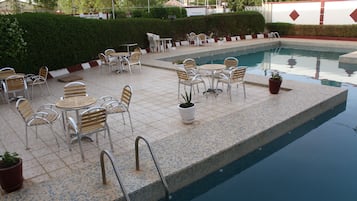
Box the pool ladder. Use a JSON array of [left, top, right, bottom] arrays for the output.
[[100, 136, 170, 201], [100, 150, 131, 201], [135, 136, 171, 200]]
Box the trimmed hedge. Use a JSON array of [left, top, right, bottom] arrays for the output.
[[1, 12, 264, 73], [266, 23, 357, 38]]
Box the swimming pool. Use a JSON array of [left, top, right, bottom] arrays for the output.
[[163, 47, 357, 201]]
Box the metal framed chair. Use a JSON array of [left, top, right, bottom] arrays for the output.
[[16, 98, 59, 150], [176, 69, 206, 100], [122, 52, 141, 73], [0, 67, 15, 73], [60, 81, 89, 131], [183, 58, 199, 77], [104, 48, 116, 56], [98, 53, 119, 72], [187, 32, 197, 46], [197, 33, 207, 46], [67, 107, 113, 162], [63, 81, 87, 99], [26, 66, 50, 98], [2, 74, 29, 103], [99, 85, 134, 133], [216, 67, 247, 101], [224, 57, 239, 70]]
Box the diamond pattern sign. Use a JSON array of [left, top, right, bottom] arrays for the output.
[[350, 9, 357, 22], [289, 10, 300, 21]]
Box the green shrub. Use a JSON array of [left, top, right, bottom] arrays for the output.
[[0, 12, 264, 73], [0, 16, 27, 67]]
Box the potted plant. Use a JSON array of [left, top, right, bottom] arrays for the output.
[[269, 71, 282, 94], [0, 151, 23, 193], [178, 90, 196, 124]]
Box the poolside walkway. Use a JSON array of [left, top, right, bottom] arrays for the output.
[[0, 38, 352, 200]]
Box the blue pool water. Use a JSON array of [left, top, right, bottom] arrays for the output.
[[165, 47, 357, 201]]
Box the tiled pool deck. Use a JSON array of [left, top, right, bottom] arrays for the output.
[[0, 38, 354, 200]]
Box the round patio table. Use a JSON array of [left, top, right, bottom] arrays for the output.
[[199, 64, 226, 95]]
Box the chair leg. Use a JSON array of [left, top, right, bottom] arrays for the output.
[[106, 124, 114, 152], [121, 113, 126, 125], [35, 126, 38, 138], [5, 92, 9, 104], [177, 82, 181, 101], [49, 124, 60, 149], [25, 89, 30, 100], [66, 124, 72, 151], [228, 84, 232, 101], [45, 82, 50, 96], [127, 111, 134, 133], [31, 85, 34, 99], [243, 83, 246, 98], [25, 126, 29, 150], [77, 133, 85, 162], [128, 64, 132, 74]]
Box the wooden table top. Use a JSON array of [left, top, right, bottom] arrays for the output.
[[199, 64, 226, 71], [56, 96, 96, 110]]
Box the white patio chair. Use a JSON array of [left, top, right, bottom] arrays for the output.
[[176, 69, 206, 100], [16, 98, 60, 150], [98, 53, 119, 72], [147, 33, 160, 53], [122, 52, 142, 73], [25, 66, 50, 98], [216, 67, 247, 101], [99, 85, 134, 133], [2, 74, 29, 103], [67, 107, 113, 161]]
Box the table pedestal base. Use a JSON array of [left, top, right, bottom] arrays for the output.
[[70, 134, 94, 144], [203, 88, 223, 95]]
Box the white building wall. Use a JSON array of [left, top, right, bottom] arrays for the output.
[[266, 0, 357, 25], [272, 2, 321, 25], [324, 1, 357, 25], [186, 7, 206, 17]]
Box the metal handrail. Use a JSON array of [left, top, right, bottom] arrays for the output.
[[100, 150, 131, 201], [135, 136, 170, 200]]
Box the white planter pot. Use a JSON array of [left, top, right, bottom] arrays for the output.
[[178, 104, 196, 124]]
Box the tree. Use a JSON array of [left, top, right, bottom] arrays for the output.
[[34, 0, 58, 10]]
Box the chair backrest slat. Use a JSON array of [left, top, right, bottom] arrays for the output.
[[104, 49, 115, 56], [80, 108, 106, 132], [64, 82, 87, 98], [121, 85, 132, 107], [6, 75, 26, 91], [176, 70, 189, 81], [224, 57, 239, 69], [17, 99, 34, 122], [0, 67, 15, 73], [183, 58, 196, 69], [231, 67, 246, 80], [130, 52, 141, 62], [39, 66, 48, 79], [0, 70, 15, 78]]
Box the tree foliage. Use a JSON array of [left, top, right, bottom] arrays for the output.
[[0, 17, 27, 61], [34, 0, 58, 10]]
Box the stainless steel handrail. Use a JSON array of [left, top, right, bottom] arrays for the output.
[[135, 136, 170, 199], [100, 150, 131, 201]]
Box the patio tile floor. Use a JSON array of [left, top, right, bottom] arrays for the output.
[[0, 58, 270, 195]]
